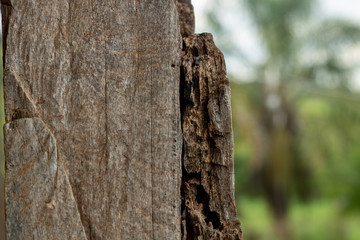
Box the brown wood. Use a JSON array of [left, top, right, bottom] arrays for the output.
[[2, 0, 241, 239], [2, 1, 181, 239], [177, 2, 242, 239], [180, 32, 242, 240]]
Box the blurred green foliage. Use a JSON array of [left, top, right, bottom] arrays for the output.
[[238, 197, 360, 240], [231, 81, 360, 239]]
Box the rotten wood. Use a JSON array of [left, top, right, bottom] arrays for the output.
[[178, 1, 242, 239], [2, 0, 241, 239]]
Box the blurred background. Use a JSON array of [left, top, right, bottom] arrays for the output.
[[193, 0, 360, 239], [1, 1, 360, 239]]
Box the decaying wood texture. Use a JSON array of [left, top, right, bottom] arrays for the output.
[[176, 0, 195, 37], [2, 1, 181, 239], [180, 34, 241, 240], [178, 2, 242, 239], [2, 0, 241, 239]]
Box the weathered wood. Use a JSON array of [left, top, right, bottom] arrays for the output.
[[3, 0, 241, 239], [177, 0, 195, 37], [2, 1, 181, 239], [178, 2, 242, 239], [4, 118, 87, 239], [180, 34, 241, 240]]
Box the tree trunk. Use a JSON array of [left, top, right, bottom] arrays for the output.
[[2, 1, 241, 239]]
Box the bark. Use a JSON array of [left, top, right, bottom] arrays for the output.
[[180, 35, 241, 240], [2, 0, 241, 239], [177, 3, 242, 239]]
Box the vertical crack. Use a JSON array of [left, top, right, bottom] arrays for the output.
[[1, 0, 13, 66]]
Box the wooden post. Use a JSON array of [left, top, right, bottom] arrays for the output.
[[2, 0, 241, 239]]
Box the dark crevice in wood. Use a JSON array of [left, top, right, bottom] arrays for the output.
[[180, 65, 187, 118], [196, 184, 222, 230], [1, 0, 12, 6], [1, 3, 13, 68]]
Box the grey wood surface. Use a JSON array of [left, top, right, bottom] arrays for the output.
[[2, 1, 181, 239]]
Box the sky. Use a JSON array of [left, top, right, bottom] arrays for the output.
[[193, 0, 360, 50], [192, 0, 360, 89], [320, 0, 360, 23]]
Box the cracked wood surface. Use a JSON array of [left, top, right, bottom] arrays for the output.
[[4, 118, 87, 240], [3, 0, 241, 239], [2, 0, 181, 239], [180, 34, 241, 240]]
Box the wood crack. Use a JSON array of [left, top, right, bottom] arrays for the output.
[[1, 0, 12, 7], [61, 164, 89, 240], [8, 69, 89, 239]]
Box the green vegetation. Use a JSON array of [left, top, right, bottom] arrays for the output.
[[239, 197, 360, 240], [231, 82, 360, 239]]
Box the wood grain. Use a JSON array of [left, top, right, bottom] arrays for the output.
[[2, 1, 181, 239]]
